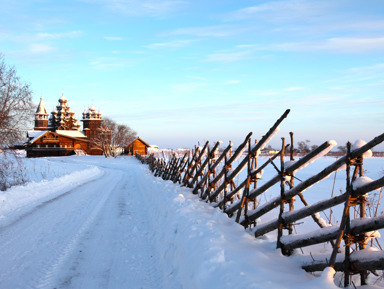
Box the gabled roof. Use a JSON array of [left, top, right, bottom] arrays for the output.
[[27, 130, 89, 144], [129, 137, 150, 147], [27, 130, 47, 143]]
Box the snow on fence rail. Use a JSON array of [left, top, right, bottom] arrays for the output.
[[135, 109, 384, 288]]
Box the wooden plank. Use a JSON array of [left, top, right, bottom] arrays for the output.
[[241, 132, 384, 226], [201, 143, 232, 199], [228, 140, 334, 218], [219, 144, 287, 211], [209, 109, 290, 201], [207, 133, 252, 199], [279, 215, 384, 251], [301, 250, 384, 272], [190, 141, 221, 189], [253, 176, 384, 237], [183, 141, 209, 186]]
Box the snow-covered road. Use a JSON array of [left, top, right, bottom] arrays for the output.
[[2, 155, 374, 289], [0, 158, 165, 289]]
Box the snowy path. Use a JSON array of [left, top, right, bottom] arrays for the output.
[[0, 159, 163, 289], [0, 156, 361, 289]]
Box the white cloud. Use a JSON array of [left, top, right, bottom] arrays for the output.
[[205, 51, 251, 62], [275, 37, 384, 53], [89, 57, 135, 70], [166, 25, 244, 38], [227, 80, 241, 85], [36, 31, 83, 40], [88, 0, 187, 17], [146, 39, 195, 49], [229, 0, 332, 22], [29, 43, 55, 54]]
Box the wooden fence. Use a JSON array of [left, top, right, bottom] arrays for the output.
[[135, 109, 384, 287]]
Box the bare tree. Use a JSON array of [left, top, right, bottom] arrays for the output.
[[93, 122, 112, 157], [0, 55, 34, 149], [311, 144, 319, 151], [297, 140, 311, 154], [0, 55, 33, 190], [337, 145, 347, 154], [94, 117, 136, 158]]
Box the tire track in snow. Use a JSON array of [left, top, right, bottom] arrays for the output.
[[34, 171, 117, 289], [51, 163, 165, 289], [0, 158, 167, 289], [0, 168, 119, 289]]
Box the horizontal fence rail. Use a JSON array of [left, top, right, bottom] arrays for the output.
[[135, 110, 384, 288]]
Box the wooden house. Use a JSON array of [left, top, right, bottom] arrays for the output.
[[26, 94, 104, 157], [125, 137, 150, 155]]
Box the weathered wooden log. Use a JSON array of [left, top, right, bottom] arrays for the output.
[[172, 155, 189, 183], [218, 145, 287, 210], [279, 215, 384, 251], [228, 140, 334, 217], [301, 250, 384, 272], [254, 194, 347, 237], [241, 132, 384, 226], [190, 141, 221, 189], [154, 159, 165, 177], [170, 153, 188, 181], [201, 143, 232, 199], [207, 133, 252, 197], [169, 155, 185, 180], [181, 147, 199, 183], [209, 109, 290, 201], [162, 155, 177, 180], [353, 176, 384, 196], [253, 176, 384, 237], [183, 141, 209, 186]]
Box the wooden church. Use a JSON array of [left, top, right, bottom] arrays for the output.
[[26, 94, 104, 157]]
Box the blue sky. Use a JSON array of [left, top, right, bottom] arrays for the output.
[[1, 0, 383, 149]]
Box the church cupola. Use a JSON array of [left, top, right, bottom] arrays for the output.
[[48, 93, 81, 131], [81, 105, 103, 139], [34, 97, 49, 131]]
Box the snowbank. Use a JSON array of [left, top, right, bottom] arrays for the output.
[[139, 166, 340, 289], [0, 166, 103, 226]]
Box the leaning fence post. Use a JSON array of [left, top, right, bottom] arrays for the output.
[[288, 132, 295, 235], [235, 138, 252, 223], [277, 138, 288, 254], [223, 149, 229, 211], [329, 142, 352, 287]]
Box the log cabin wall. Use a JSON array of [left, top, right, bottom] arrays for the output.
[[126, 138, 149, 155], [26, 132, 92, 157]]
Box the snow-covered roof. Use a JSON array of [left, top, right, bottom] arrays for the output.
[[27, 130, 48, 143], [56, 130, 86, 138], [130, 137, 150, 147]]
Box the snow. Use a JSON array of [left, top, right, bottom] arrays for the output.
[[254, 126, 280, 157], [27, 130, 48, 143], [353, 176, 379, 191], [56, 130, 86, 138], [352, 139, 373, 158], [0, 154, 383, 288], [292, 140, 337, 173]]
